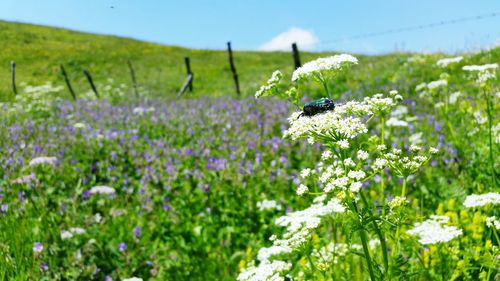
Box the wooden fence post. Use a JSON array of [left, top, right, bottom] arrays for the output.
[[227, 41, 241, 95], [11, 61, 17, 95], [292, 43, 301, 69], [127, 60, 139, 97], [83, 69, 99, 98], [60, 65, 77, 101], [184, 56, 193, 92]]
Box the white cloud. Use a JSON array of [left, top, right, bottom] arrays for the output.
[[259, 27, 319, 51]]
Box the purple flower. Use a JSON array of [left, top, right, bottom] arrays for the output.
[[118, 242, 127, 252], [40, 262, 49, 272], [133, 226, 142, 238], [0, 204, 8, 213], [104, 275, 113, 281], [33, 242, 43, 253]]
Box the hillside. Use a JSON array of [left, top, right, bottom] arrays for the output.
[[0, 20, 498, 101]]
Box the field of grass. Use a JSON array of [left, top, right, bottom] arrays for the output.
[[0, 21, 499, 281]]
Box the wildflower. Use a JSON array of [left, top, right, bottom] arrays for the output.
[[462, 63, 498, 72], [427, 79, 447, 90], [118, 242, 127, 252], [386, 117, 408, 127], [436, 56, 463, 67], [133, 226, 142, 238], [463, 192, 500, 208], [29, 156, 57, 167], [60, 231, 73, 240], [88, 185, 115, 195], [407, 216, 462, 245], [1, 204, 8, 213], [291, 54, 358, 82], [486, 216, 500, 230], [449, 91, 461, 104], [388, 196, 408, 209], [321, 150, 333, 160], [11, 174, 36, 184], [73, 122, 87, 129], [255, 70, 283, 98], [296, 184, 309, 196], [33, 242, 44, 253], [429, 147, 439, 154], [300, 168, 313, 179], [336, 139, 350, 149], [257, 200, 282, 211], [122, 278, 143, 281], [349, 182, 362, 193], [237, 260, 292, 281], [357, 150, 369, 160]]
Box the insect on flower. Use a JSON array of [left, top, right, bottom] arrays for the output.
[[299, 98, 335, 118]]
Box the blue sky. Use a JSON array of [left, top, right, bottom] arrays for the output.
[[0, 0, 499, 54]]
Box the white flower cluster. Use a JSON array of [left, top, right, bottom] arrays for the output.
[[284, 95, 393, 143], [426, 79, 448, 90], [463, 192, 500, 208], [486, 216, 500, 230], [257, 200, 282, 211], [255, 70, 283, 98], [407, 215, 463, 245], [463, 63, 498, 85], [378, 147, 431, 177], [436, 56, 463, 68], [291, 54, 358, 82], [61, 227, 86, 240], [388, 196, 408, 209], [462, 63, 498, 72], [29, 156, 58, 167], [238, 196, 345, 280], [237, 260, 292, 281], [89, 185, 116, 195]]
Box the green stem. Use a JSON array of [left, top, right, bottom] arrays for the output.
[[401, 177, 407, 197], [380, 117, 386, 216], [359, 223, 377, 281], [484, 90, 497, 188], [351, 200, 376, 281]]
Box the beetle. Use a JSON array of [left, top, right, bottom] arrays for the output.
[[299, 98, 335, 117]]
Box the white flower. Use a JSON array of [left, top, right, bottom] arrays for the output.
[[343, 158, 355, 167], [11, 174, 36, 184], [357, 150, 369, 160], [372, 158, 388, 171], [409, 132, 423, 145], [122, 278, 143, 281], [463, 63, 498, 72], [409, 145, 421, 152], [388, 196, 408, 209], [321, 150, 333, 160], [386, 117, 408, 127], [300, 168, 313, 179], [60, 231, 73, 240], [429, 147, 439, 154], [73, 122, 86, 129], [237, 260, 292, 281], [436, 56, 463, 67], [349, 182, 362, 193], [29, 156, 58, 167], [486, 216, 500, 230], [292, 54, 358, 81], [257, 245, 292, 262], [427, 79, 447, 90], [255, 70, 283, 98], [449, 91, 461, 104], [296, 184, 309, 196], [415, 82, 427, 92], [463, 192, 500, 208], [407, 216, 462, 245], [257, 200, 282, 211], [348, 170, 366, 181], [89, 186, 116, 195], [336, 139, 350, 149]]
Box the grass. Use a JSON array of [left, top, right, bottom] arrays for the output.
[[4, 20, 497, 100]]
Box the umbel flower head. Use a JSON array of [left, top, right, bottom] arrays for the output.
[[436, 56, 463, 68], [407, 215, 462, 245], [463, 192, 500, 208], [292, 54, 358, 82]]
